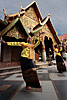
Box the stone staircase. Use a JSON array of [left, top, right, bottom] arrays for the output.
[[0, 66, 21, 76], [0, 60, 56, 76]]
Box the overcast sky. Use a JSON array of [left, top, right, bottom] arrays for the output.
[[0, 0, 67, 36]]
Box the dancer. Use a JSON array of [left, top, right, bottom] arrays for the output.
[[1, 37, 41, 90], [54, 44, 66, 73]]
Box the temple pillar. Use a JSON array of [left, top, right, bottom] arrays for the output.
[[53, 43, 56, 59], [42, 34, 46, 62], [32, 50, 35, 64], [54, 52, 56, 59], [42, 50, 46, 62]]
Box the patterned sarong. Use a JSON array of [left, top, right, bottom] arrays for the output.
[[22, 68, 41, 88], [22, 68, 38, 82]]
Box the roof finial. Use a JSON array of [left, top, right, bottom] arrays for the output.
[[39, 18, 41, 22], [20, 3, 25, 11], [20, 3, 23, 9], [18, 10, 21, 17], [48, 11, 50, 16], [3, 8, 7, 16], [34, 0, 36, 2]]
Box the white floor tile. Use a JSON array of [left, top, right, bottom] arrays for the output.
[[4, 73, 24, 81]]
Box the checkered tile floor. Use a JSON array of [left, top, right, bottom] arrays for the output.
[[0, 64, 67, 100]]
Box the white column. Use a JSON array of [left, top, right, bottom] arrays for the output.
[[42, 50, 46, 62], [54, 52, 56, 59], [32, 50, 35, 64]]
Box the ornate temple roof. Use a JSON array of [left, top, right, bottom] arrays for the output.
[[0, 17, 30, 38], [1, 1, 60, 44], [30, 13, 60, 44], [59, 33, 67, 40], [3, 1, 42, 22]]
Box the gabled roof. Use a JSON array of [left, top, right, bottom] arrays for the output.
[[21, 1, 42, 20], [0, 17, 30, 37], [31, 13, 50, 33], [59, 33, 67, 40], [47, 18, 60, 44], [4, 1, 42, 22], [31, 13, 60, 44]]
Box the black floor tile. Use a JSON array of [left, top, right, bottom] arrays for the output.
[[0, 81, 23, 100], [54, 80, 67, 100]]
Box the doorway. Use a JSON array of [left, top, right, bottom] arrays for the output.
[[44, 36, 54, 59]]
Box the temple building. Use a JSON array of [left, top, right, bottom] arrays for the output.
[[0, 1, 60, 67]]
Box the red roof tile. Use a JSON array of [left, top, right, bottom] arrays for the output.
[[59, 33, 67, 40]]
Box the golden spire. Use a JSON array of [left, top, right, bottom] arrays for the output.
[[3, 8, 7, 16]]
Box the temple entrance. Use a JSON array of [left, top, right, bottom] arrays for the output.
[[44, 36, 54, 60], [35, 39, 42, 61]]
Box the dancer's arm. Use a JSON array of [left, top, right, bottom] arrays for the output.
[[1, 37, 34, 48], [1, 37, 7, 44]]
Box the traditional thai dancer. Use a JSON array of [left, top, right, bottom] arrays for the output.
[[54, 44, 66, 73], [1, 37, 41, 90]]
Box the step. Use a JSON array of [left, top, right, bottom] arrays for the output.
[[35, 61, 49, 66], [0, 66, 21, 73], [0, 70, 22, 76], [0, 66, 21, 76], [35, 60, 56, 68]]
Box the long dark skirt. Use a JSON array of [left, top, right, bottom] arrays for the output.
[[56, 55, 66, 72], [21, 57, 41, 88]]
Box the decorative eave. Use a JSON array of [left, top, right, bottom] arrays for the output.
[[3, 0, 43, 21], [31, 26, 43, 34], [6, 11, 25, 17], [46, 18, 60, 44], [39, 13, 50, 25], [30, 13, 60, 44], [0, 17, 30, 37], [3, 9, 25, 23], [31, 13, 50, 33], [34, 13, 50, 30]]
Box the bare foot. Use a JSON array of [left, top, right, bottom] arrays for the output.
[[26, 86, 31, 90]]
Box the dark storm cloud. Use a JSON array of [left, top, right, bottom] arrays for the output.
[[0, 0, 67, 36]]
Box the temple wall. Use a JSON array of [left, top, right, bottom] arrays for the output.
[[22, 7, 39, 29], [42, 24, 57, 44], [23, 15, 38, 29], [1, 45, 21, 67], [3, 45, 11, 62]]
